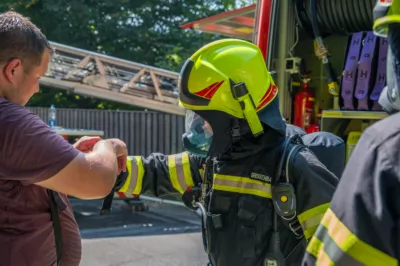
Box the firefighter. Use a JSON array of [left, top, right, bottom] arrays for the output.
[[301, 1, 400, 265], [119, 39, 338, 266]]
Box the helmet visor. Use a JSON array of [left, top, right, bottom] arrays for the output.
[[183, 110, 213, 156]]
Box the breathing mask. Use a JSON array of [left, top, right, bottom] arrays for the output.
[[182, 110, 213, 158]]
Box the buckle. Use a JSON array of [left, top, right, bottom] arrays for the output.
[[289, 220, 304, 239], [231, 125, 241, 142]]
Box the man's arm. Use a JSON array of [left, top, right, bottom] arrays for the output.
[[302, 132, 399, 266], [36, 139, 125, 199], [0, 106, 125, 199], [291, 149, 339, 241], [115, 152, 203, 199]]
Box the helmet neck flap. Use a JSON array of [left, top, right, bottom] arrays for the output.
[[182, 97, 286, 160]]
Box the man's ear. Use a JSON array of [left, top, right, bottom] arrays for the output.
[[4, 58, 23, 83]]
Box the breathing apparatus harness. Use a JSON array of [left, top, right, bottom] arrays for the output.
[[181, 80, 306, 266]]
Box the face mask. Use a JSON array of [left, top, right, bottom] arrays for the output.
[[182, 110, 213, 158]]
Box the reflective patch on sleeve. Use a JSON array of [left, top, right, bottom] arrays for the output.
[[306, 208, 397, 266], [213, 174, 272, 198], [168, 152, 195, 194], [297, 203, 330, 240], [118, 156, 144, 196]]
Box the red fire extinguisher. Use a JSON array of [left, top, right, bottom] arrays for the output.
[[293, 73, 315, 130], [306, 108, 322, 134]]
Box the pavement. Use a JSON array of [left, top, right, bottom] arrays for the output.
[[71, 198, 209, 266]]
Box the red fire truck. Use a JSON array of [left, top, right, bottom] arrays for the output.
[[180, 0, 386, 161]]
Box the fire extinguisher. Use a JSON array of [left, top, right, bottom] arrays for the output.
[[306, 108, 322, 134], [293, 73, 315, 130]]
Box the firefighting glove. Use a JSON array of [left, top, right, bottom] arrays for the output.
[[182, 185, 202, 211], [113, 168, 129, 192]]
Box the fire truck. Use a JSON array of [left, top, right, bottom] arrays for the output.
[[180, 0, 386, 161]]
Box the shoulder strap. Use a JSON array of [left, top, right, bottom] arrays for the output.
[[273, 134, 306, 239], [274, 134, 304, 184], [285, 144, 304, 183], [47, 190, 62, 266]]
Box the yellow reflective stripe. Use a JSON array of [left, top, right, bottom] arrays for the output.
[[133, 156, 144, 195], [182, 152, 195, 188], [199, 169, 204, 179], [213, 174, 272, 198], [118, 156, 144, 195], [308, 208, 397, 266], [168, 155, 184, 193], [118, 157, 133, 192], [168, 153, 194, 194], [307, 237, 335, 266], [298, 203, 330, 240]]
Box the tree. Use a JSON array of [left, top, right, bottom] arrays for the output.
[[1, 0, 251, 109]]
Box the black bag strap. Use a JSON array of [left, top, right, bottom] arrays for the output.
[[100, 191, 114, 215], [47, 189, 62, 266], [274, 134, 306, 238]]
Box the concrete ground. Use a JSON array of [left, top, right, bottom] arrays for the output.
[[72, 198, 209, 266]]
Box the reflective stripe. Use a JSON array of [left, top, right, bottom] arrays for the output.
[[118, 157, 133, 193], [213, 174, 272, 198], [307, 237, 335, 265], [308, 224, 363, 266], [118, 156, 144, 196], [306, 208, 397, 266], [297, 203, 329, 240], [199, 169, 204, 179], [181, 153, 194, 189], [168, 152, 194, 194]]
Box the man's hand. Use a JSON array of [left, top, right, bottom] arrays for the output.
[[74, 136, 102, 152], [108, 138, 128, 173]]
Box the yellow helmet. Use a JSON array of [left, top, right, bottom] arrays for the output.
[[373, 0, 400, 37], [178, 39, 282, 137]]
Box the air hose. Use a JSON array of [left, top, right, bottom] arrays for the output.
[[294, 0, 376, 104], [308, 0, 340, 97], [295, 0, 376, 36]]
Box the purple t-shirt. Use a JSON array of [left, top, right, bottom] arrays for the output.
[[0, 98, 81, 266]]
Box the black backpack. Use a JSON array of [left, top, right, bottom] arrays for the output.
[[302, 132, 345, 178]]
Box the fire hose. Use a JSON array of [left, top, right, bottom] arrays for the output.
[[295, 0, 376, 36], [293, 0, 375, 99]]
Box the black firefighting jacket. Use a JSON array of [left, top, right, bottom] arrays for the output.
[[302, 113, 400, 266], [116, 137, 338, 266]]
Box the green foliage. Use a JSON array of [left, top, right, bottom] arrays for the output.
[[0, 0, 249, 109]]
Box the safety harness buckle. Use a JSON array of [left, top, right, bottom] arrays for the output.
[[231, 125, 241, 142], [288, 220, 304, 239]]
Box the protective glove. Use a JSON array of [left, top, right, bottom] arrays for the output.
[[181, 185, 202, 211], [113, 168, 129, 191]]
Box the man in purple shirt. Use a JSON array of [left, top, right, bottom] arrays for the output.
[[0, 11, 128, 266]]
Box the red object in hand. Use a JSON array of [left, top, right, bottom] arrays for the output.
[[293, 74, 315, 129]]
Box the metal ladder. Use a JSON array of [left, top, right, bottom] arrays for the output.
[[43, 42, 185, 116]]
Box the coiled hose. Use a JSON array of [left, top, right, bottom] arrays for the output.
[[295, 0, 376, 36]]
